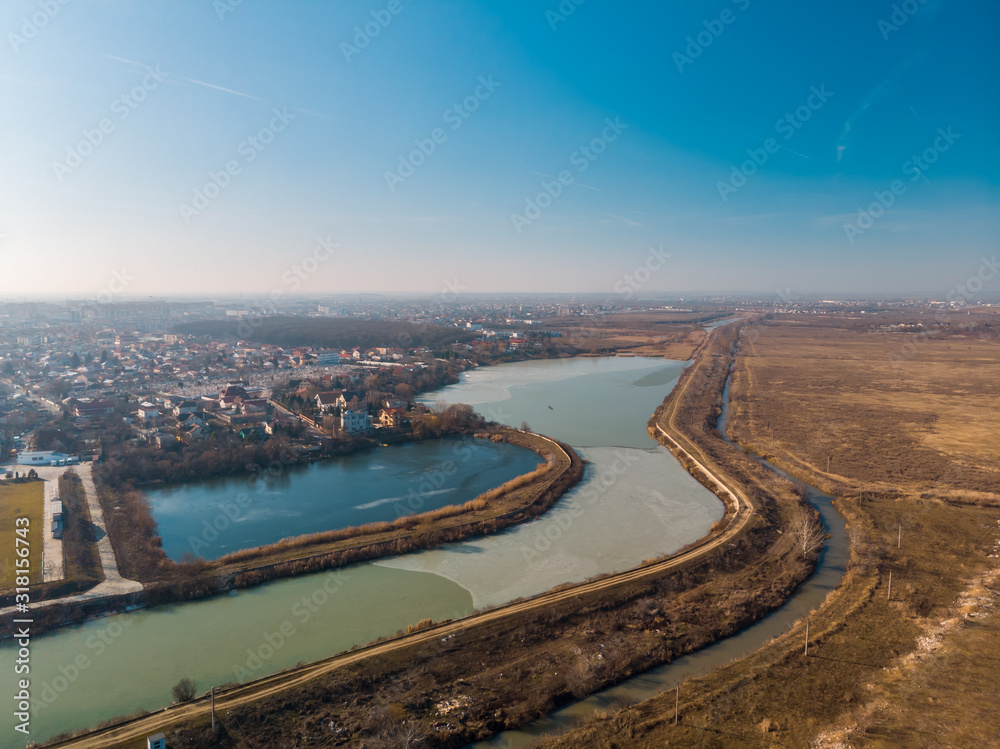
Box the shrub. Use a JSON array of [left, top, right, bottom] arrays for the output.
[[172, 677, 197, 703]]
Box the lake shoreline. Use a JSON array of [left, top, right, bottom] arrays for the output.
[[0, 427, 583, 639]]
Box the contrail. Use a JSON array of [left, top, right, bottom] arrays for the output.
[[530, 171, 601, 191], [105, 53, 265, 101], [176, 75, 265, 102]]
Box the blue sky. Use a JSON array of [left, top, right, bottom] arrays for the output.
[[0, 0, 997, 298]]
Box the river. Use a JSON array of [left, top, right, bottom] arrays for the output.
[[471, 365, 849, 748], [2, 356, 725, 745], [380, 356, 724, 608]]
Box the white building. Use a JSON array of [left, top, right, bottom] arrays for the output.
[[17, 451, 77, 466], [340, 410, 372, 435], [316, 351, 341, 366]]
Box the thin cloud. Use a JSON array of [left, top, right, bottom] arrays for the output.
[[782, 146, 811, 160], [105, 53, 335, 117], [176, 75, 265, 102], [103, 53, 150, 69], [724, 213, 781, 222], [105, 53, 264, 101], [529, 172, 601, 191], [606, 213, 644, 227], [837, 54, 926, 161]]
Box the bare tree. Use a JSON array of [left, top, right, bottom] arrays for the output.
[[793, 513, 825, 556], [377, 721, 425, 748], [171, 677, 197, 703]]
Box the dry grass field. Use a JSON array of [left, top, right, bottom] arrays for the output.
[[727, 318, 1000, 500], [0, 480, 44, 589], [541, 496, 1000, 749], [536, 315, 1000, 749], [547, 310, 716, 359]]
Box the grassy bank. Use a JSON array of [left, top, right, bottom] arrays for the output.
[[0, 473, 106, 608], [0, 479, 43, 589]]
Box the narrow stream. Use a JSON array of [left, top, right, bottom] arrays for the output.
[[473, 366, 850, 747]]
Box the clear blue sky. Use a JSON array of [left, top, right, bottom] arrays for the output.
[[1, 0, 997, 298]]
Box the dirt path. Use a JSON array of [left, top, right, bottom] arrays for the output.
[[41, 476, 64, 582]]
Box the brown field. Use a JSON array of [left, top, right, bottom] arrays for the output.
[[540, 315, 1000, 749], [546, 310, 722, 359], [57, 472, 103, 584], [728, 318, 1000, 500], [0, 480, 44, 589], [541, 496, 1000, 749]]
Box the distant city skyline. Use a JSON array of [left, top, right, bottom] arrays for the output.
[[1, 0, 997, 298]]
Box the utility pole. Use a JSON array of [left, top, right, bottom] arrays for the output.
[[674, 686, 680, 724], [887, 570, 893, 601], [827, 455, 831, 472], [897, 522, 902, 549], [804, 618, 810, 656]]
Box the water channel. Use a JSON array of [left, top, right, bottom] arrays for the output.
[[3, 356, 725, 744], [471, 366, 850, 747]]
